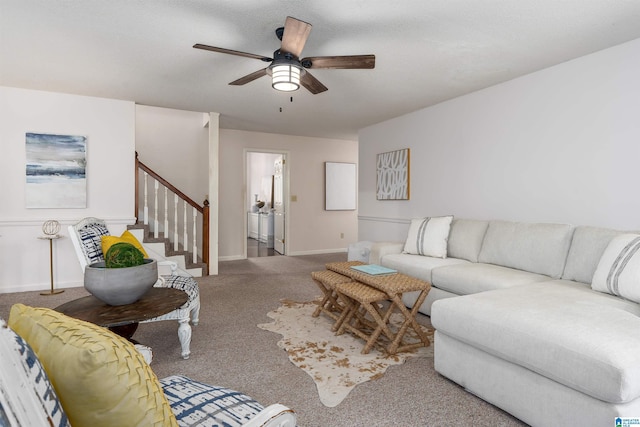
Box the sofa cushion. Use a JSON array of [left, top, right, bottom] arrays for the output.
[[447, 219, 489, 262], [562, 226, 623, 284], [592, 234, 640, 302], [0, 319, 70, 427], [478, 221, 574, 278], [8, 304, 178, 427], [381, 253, 469, 283], [431, 263, 550, 295], [431, 281, 640, 403], [403, 215, 453, 258]]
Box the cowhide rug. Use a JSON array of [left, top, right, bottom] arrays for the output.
[[257, 299, 434, 407]]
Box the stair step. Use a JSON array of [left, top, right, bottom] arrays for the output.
[[128, 226, 207, 277], [185, 267, 203, 276]]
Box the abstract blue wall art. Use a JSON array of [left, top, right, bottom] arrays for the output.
[[25, 133, 87, 208]]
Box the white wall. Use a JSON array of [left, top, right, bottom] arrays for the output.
[[219, 129, 358, 259], [135, 105, 214, 269], [0, 87, 135, 293], [358, 38, 640, 243], [135, 105, 209, 203]]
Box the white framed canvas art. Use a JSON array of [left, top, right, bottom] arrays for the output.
[[325, 162, 356, 210], [25, 132, 87, 208]]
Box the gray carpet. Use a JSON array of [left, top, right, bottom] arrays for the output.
[[0, 253, 528, 427]]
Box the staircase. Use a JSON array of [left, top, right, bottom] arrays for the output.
[[128, 224, 207, 277], [134, 153, 210, 278]]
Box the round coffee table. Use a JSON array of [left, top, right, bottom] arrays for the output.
[[55, 287, 188, 340]]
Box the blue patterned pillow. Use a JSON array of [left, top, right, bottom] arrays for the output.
[[77, 222, 110, 264], [160, 375, 264, 427], [0, 320, 70, 427]]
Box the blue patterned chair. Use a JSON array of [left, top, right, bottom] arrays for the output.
[[161, 375, 296, 427], [68, 217, 201, 359], [1, 317, 296, 427]]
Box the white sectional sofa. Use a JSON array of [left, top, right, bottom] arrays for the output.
[[370, 218, 640, 426]]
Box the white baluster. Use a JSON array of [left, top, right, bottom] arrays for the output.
[[174, 195, 179, 252], [143, 172, 149, 225], [192, 207, 198, 264], [183, 202, 188, 255], [153, 180, 159, 238], [163, 187, 168, 238]]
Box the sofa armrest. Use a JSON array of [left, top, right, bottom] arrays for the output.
[[243, 403, 297, 427], [369, 242, 404, 265]]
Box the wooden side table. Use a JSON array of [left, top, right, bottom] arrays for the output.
[[55, 287, 188, 340], [39, 234, 64, 295]]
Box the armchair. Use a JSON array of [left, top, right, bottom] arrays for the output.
[[2, 310, 297, 427], [68, 217, 201, 359]]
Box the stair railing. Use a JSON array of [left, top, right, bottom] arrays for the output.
[[135, 152, 209, 274]]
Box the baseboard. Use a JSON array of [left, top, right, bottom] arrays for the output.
[[0, 281, 83, 294], [218, 255, 247, 261]]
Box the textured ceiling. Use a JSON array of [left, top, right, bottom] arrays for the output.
[[2, 1, 640, 140]]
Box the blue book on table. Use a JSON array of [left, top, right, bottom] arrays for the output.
[[350, 264, 398, 275]]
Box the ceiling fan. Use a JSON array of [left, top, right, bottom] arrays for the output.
[[193, 16, 375, 94]]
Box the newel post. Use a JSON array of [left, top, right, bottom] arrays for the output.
[[202, 199, 210, 275], [134, 152, 139, 222]]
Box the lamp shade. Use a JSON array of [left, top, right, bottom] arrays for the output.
[[271, 64, 301, 91]]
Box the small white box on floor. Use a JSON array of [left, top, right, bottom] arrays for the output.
[[347, 241, 373, 263]]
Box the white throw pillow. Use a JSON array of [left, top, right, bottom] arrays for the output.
[[592, 234, 640, 302], [403, 216, 453, 258]]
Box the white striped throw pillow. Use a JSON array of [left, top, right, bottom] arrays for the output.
[[403, 216, 453, 258], [592, 234, 640, 302]]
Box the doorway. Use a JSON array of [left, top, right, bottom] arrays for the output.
[[245, 150, 288, 258]]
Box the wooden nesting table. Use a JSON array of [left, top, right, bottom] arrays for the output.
[[310, 269, 353, 328], [321, 261, 432, 355]]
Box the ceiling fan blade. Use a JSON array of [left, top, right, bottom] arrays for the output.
[[193, 44, 272, 62], [301, 54, 375, 69], [280, 16, 312, 58], [229, 68, 268, 86], [300, 71, 328, 94]]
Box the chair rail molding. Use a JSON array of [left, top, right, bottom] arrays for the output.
[[358, 215, 411, 225], [0, 217, 135, 227]]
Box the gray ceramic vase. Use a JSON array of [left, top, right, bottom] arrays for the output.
[[84, 259, 158, 306]]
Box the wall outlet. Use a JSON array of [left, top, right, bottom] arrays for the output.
[[340, 232, 344, 239], [291, 195, 297, 202]]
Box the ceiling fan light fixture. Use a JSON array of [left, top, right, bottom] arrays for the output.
[[271, 64, 301, 91]]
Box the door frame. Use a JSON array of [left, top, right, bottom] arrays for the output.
[[243, 148, 290, 258]]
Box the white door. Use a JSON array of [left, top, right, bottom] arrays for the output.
[[273, 157, 285, 254]]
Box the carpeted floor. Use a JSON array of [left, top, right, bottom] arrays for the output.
[[0, 253, 528, 427]]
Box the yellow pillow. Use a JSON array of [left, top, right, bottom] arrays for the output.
[[8, 304, 177, 427], [101, 230, 148, 258]]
